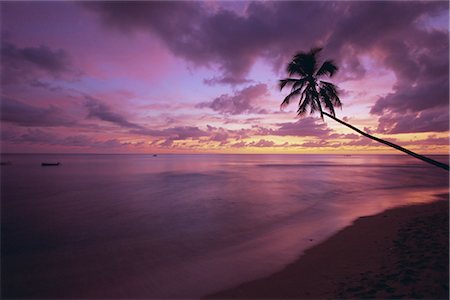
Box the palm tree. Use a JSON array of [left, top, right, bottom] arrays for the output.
[[280, 48, 449, 171]]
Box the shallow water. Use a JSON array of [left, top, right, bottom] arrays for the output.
[[1, 154, 448, 298]]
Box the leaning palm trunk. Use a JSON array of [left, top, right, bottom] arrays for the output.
[[280, 48, 449, 172], [323, 112, 449, 171]]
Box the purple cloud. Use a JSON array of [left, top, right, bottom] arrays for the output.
[[300, 140, 339, 148], [230, 141, 247, 148], [369, 29, 449, 120], [149, 126, 210, 148], [83, 2, 447, 85], [332, 2, 449, 134], [0, 96, 76, 127], [342, 138, 378, 147], [203, 76, 253, 86], [85, 97, 143, 129], [1, 41, 75, 85], [132, 126, 208, 140], [249, 139, 275, 147], [1, 127, 138, 150], [376, 109, 449, 134], [406, 135, 449, 146], [273, 117, 332, 137], [196, 83, 268, 115], [82, 1, 339, 84], [84, 1, 448, 137]]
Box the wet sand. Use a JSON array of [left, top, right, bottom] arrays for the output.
[[208, 195, 449, 299]]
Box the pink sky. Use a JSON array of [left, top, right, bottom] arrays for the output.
[[1, 1, 449, 154]]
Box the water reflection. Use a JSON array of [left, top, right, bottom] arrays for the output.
[[1, 154, 448, 298]]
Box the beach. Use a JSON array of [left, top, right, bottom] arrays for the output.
[[209, 194, 449, 299]]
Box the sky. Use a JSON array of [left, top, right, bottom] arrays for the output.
[[1, 1, 449, 154]]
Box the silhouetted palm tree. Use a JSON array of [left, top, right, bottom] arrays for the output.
[[280, 48, 449, 171]]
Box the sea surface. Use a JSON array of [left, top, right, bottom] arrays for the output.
[[1, 154, 448, 298]]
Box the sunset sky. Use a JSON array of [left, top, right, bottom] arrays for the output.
[[1, 1, 449, 154]]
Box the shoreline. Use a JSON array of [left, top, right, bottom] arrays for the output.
[[208, 194, 449, 299]]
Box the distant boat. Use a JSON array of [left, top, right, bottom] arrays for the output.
[[0, 161, 12, 166], [41, 162, 61, 166], [153, 154, 157, 157]]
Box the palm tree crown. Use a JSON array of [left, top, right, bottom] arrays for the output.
[[279, 47, 449, 171], [280, 47, 341, 118]]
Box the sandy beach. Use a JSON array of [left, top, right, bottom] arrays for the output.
[[208, 194, 449, 299]]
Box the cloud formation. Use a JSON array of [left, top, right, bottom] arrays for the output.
[[83, 1, 337, 83], [1, 41, 75, 85], [1, 127, 127, 149], [273, 117, 332, 137], [0, 1, 447, 153], [0, 96, 76, 127], [84, 1, 449, 136], [85, 97, 143, 129], [84, 2, 447, 83], [376, 109, 449, 134], [196, 83, 268, 115]]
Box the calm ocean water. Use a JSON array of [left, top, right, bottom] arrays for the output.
[[1, 154, 449, 298]]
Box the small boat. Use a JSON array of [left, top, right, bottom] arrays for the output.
[[153, 154, 157, 157], [0, 161, 12, 166], [41, 162, 61, 166]]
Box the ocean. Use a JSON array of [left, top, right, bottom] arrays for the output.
[[1, 154, 448, 298]]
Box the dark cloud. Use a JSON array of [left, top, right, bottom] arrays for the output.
[[405, 135, 449, 146], [131, 126, 208, 140], [230, 141, 247, 148], [230, 138, 337, 148], [84, 97, 143, 129], [376, 109, 449, 134], [370, 30, 449, 116], [300, 140, 339, 148], [342, 137, 378, 147], [6, 128, 59, 144], [1, 41, 75, 85], [0, 96, 76, 127], [149, 126, 210, 148], [203, 76, 252, 86], [83, 2, 447, 84], [330, 2, 449, 134], [84, 1, 448, 136], [273, 117, 332, 137], [249, 139, 275, 147], [2, 127, 127, 149], [202, 118, 332, 141], [210, 132, 229, 143], [196, 83, 268, 115], [82, 1, 339, 84]]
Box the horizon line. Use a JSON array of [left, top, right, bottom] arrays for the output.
[[1, 152, 449, 156]]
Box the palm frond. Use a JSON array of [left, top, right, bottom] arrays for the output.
[[287, 61, 307, 77], [320, 88, 336, 117], [290, 48, 322, 76], [291, 78, 306, 93], [314, 98, 324, 119], [319, 80, 337, 89], [281, 48, 342, 119], [308, 84, 323, 119], [309, 94, 318, 115], [281, 87, 302, 109], [316, 60, 338, 77], [297, 87, 312, 116], [279, 78, 302, 91], [297, 98, 309, 117], [320, 81, 342, 108]]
